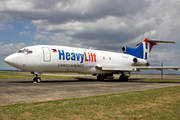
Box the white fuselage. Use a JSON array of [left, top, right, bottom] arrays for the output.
[[5, 45, 147, 74]]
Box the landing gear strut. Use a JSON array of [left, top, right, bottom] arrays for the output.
[[33, 74, 41, 83], [97, 74, 104, 81], [119, 72, 130, 82], [96, 74, 114, 81]]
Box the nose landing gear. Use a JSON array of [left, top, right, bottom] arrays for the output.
[[31, 72, 42, 83], [33, 74, 41, 83]]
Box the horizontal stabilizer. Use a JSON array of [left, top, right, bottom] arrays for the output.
[[136, 40, 175, 46], [147, 40, 175, 43]]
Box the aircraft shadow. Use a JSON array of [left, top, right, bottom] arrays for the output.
[[6, 78, 180, 84], [10, 77, 122, 83], [128, 79, 180, 84]]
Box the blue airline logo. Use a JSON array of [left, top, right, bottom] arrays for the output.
[[57, 49, 97, 63]]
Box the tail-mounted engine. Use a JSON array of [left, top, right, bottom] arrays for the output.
[[132, 57, 149, 66], [122, 46, 149, 66]]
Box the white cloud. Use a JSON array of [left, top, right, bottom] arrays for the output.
[[32, 16, 135, 34], [49, 33, 79, 46], [0, 43, 27, 55], [24, 25, 31, 29], [0, 0, 149, 22], [0, 0, 180, 67], [0, 22, 13, 30], [33, 34, 49, 41], [0, 0, 33, 11], [19, 31, 31, 35], [148, 49, 180, 66]]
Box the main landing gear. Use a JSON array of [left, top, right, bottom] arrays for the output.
[[97, 74, 104, 81], [96, 72, 130, 82], [119, 72, 130, 82]]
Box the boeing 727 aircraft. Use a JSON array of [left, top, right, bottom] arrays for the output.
[[4, 38, 180, 83]]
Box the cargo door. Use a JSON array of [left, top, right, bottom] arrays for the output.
[[42, 47, 51, 62]]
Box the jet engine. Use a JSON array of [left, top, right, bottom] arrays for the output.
[[122, 46, 149, 66], [132, 57, 149, 66]]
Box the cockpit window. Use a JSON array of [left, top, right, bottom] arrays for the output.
[[17, 49, 33, 54], [29, 51, 33, 53], [18, 50, 24, 53]]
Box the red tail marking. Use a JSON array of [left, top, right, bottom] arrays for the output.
[[143, 38, 157, 53]]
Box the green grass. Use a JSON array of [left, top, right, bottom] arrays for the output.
[[0, 72, 32, 79], [0, 72, 81, 79], [0, 86, 180, 120], [143, 79, 180, 83]]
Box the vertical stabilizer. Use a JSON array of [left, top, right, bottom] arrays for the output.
[[141, 38, 157, 59], [122, 38, 175, 60]]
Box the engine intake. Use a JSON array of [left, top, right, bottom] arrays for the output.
[[133, 58, 138, 63], [132, 57, 148, 66], [122, 46, 126, 53]]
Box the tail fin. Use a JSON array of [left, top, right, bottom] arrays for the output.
[[122, 38, 175, 60]]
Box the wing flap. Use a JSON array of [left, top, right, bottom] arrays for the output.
[[96, 64, 137, 71], [102, 67, 136, 71], [96, 64, 180, 71], [136, 66, 180, 71]]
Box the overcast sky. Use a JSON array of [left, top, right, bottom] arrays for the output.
[[1, 0, 180, 70]]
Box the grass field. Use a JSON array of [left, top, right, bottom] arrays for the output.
[[0, 73, 76, 79], [0, 71, 88, 79], [0, 86, 180, 120], [1, 71, 180, 80], [143, 79, 180, 83], [0, 71, 180, 119]]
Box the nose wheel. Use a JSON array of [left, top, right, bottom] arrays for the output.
[[33, 75, 41, 83]]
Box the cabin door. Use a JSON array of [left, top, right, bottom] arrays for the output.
[[42, 47, 51, 62]]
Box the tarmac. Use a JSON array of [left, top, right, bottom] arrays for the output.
[[0, 77, 180, 105]]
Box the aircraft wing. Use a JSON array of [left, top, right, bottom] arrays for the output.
[[96, 64, 180, 71], [134, 66, 180, 71]]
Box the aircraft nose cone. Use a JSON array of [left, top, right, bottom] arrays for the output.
[[4, 54, 17, 67]]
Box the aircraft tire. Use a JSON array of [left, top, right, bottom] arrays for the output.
[[97, 74, 104, 81], [119, 74, 128, 82], [33, 77, 41, 83], [33, 77, 37, 83], [37, 77, 41, 83]]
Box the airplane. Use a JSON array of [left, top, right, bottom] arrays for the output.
[[4, 38, 180, 83]]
